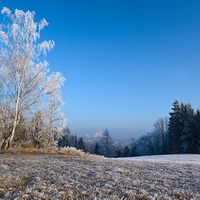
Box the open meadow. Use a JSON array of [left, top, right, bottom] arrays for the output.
[[0, 149, 200, 199]]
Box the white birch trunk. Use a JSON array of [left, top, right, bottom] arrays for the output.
[[1, 87, 21, 150]]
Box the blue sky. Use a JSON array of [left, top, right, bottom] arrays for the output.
[[1, 1, 200, 139]]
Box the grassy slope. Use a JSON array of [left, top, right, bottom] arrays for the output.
[[0, 151, 200, 199]]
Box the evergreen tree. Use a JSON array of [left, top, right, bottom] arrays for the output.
[[85, 134, 91, 153], [94, 142, 100, 155], [74, 134, 78, 148], [168, 100, 183, 153], [115, 142, 123, 157], [101, 129, 113, 157], [123, 146, 130, 157], [58, 127, 71, 147], [194, 110, 200, 153], [129, 138, 137, 157], [168, 101, 196, 154], [181, 104, 194, 153], [182, 108, 200, 153], [77, 137, 85, 151], [135, 100, 199, 156]]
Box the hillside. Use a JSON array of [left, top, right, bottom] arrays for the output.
[[0, 151, 200, 199]]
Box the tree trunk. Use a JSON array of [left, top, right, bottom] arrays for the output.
[[1, 134, 12, 150], [1, 86, 22, 150], [1, 94, 21, 150], [1, 118, 19, 150]]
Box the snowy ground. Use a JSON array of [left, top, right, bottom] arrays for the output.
[[118, 154, 200, 165], [0, 151, 200, 199]]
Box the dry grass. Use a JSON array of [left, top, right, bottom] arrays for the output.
[[0, 149, 200, 199], [4, 146, 103, 159]]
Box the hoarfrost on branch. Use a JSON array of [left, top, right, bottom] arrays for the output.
[[0, 7, 66, 150]]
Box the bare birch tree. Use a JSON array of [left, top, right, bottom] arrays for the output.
[[0, 7, 65, 149], [41, 72, 66, 147]]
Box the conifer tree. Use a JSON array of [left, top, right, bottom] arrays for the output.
[[101, 129, 113, 157], [77, 137, 85, 151], [168, 100, 183, 153], [94, 142, 100, 155], [181, 103, 195, 153], [58, 127, 71, 147], [123, 146, 130, 157], [194, 110, 200, 153]]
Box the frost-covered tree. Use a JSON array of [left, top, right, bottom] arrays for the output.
[[0, 99, 12, 144], [68, 133, 75, 147], [129, 137, 137, 157], [42, 72, 66, 147], [0, 7, 65, 149], [154, 117, 169, 154], [85, 134, 91, 153], [58, 127, 71, 148], [137, 132, 160, 155], [136, 134, 153, 156], [29, 110, 46, 148], [115, 142, 123, 157], [64, 132, 78, 148], [92, 130, 102, 154], [100, 129, 113, 157], [12, 114, 28, 147]]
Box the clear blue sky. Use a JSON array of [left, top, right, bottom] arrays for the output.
[[1, 1, 200, 139]]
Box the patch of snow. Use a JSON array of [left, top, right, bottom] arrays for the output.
[[117, 154, 200, 165]]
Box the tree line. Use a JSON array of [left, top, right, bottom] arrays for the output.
[[58, 128, 136, 158], [136, 100, 200, 155], [58, 100, 200, 157]]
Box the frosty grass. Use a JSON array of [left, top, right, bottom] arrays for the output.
[[0, 151, 200, 199]]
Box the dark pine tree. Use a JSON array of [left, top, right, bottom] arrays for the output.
[[129, 138, 137, 157], [168, 100, 183, 153], [74, 134, 78, 148], [102, 129, 113, 157], [182, 108, 200, 153], [123, 146, 130, 157], [94, 142, 100, 155], [58, 127, 71, 148], [77, 137, 85, 151], [181, 103, 195, 153], [194, 109, 200, 153]]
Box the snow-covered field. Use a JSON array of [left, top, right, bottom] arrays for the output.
[[0, 151, 200, 199], [119, 154, 200, 165]]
